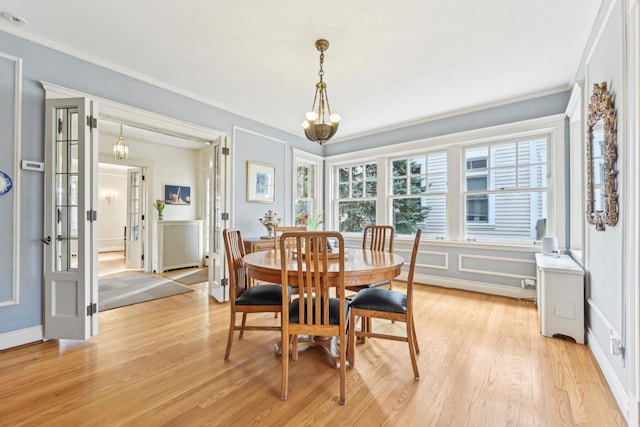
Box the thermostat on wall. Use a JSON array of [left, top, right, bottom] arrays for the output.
[[21, 160, 44, 171]]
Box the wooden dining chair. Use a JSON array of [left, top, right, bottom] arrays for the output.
[[345, 225, 395, 338], [279, 231, 349, 404], [273, 225, 307, 250], [222, 228, 288, 362], [346, 225, 395, 294], [348, 229, 422, 379]]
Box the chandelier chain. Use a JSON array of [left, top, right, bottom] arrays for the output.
[[318, 50, 325, 80]]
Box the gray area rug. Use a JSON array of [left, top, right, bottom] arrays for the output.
[[99, 273, 193, 311], [168, 268, 208, 285]]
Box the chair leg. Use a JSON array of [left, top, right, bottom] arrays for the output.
[[239, 313, 248, 339], [292, 335, 299, 361], [339, 328, 347, 405], [348, 309, 356, 368], [224, 312, 236, 362], [281, 331, 289, 401], [412, 315, 420, 355], [358, 315, 368, 344], [407, 319, 420, 379]]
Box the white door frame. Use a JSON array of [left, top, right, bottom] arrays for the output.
[[42, 82, 227, 339]]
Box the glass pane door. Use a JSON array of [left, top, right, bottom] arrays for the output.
[[55, 107, 79, 271]]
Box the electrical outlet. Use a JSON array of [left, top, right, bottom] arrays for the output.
[[610, 337, 622, 355], [520, 278, 536, 288], [609, 329, 623, 356]]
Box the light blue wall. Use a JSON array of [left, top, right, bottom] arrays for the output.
[[0, 26, 569, 336], [579, 0, 628, 394], [0, 30, 317, 335], [233, 128, 290, 237], [323, 91, 571, 157]]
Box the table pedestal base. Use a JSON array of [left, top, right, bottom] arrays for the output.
[[275, 335, 345, 369]]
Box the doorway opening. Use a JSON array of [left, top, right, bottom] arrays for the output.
[[97, 161, 144, 278]]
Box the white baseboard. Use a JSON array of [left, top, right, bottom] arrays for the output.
[[587, 327, 629, 424], [99, 245, 124, 252], [630, 394, 639, 427], [397, 273, 537, 300], [0, 325, 43, 351]]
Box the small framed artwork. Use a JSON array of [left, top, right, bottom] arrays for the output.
[[164, 185, 191, 205], [247, 161, 275, 203]]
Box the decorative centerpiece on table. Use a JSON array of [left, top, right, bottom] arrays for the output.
[[259, 209, 281, 239], [299, 212, 331, 255], [299, 212, 323, 231], [153, 199, 165, 220]]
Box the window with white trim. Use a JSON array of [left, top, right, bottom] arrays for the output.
[[390, 152, 447, 237], [335, 162, 377, 233], [465, 154, 491, 224], [464, 137, 548, 242], [293, 151, 322, 226], [294, 163, 316, 220]]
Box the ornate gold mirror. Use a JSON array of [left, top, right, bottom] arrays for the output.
[[586, 82, 617, 231]]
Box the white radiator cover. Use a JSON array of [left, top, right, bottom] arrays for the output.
[[154, 220, 203, 272]]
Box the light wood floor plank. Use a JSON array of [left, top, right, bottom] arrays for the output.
[[0, 280, 626, 426]]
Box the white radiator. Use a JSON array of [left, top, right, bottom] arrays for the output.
[[156, 220, 203, 272]]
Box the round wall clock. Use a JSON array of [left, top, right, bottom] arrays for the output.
[[0, 171, 13, 195]]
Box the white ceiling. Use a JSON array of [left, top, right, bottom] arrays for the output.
[[0, 1, 601, 143]]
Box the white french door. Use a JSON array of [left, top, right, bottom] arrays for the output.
[[43, 97, 98, 340], [208, 136, 230, 302], [126, 168, 144, 269]]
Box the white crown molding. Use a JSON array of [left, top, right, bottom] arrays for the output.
[[325, 114, 565, 163], [328, 86, 571, 144], [2, 27, 272, 132]]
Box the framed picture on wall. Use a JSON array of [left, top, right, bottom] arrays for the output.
[[164, 185, 191, 205], [247, 161, 275, 203]]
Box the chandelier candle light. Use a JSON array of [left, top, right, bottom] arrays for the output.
[[302, 39, 341, 145]]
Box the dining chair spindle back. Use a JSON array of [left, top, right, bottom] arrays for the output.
[[222, 228, 287, 362], [346, 225, 395, 294], [279, 231, 349, 404], [348, 229, 422, 379], [273, 225, 307, 250]]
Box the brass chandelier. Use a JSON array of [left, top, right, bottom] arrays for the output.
[[302, 39, 341, 145], [113, 124, 129, 160]]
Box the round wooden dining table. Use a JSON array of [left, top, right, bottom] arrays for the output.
[[242, 248, 404, 368], [243, 248, 405, 288]]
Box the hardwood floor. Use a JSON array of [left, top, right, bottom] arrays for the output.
[[98, 250, 127, 277], [0, 282, 625, 426]]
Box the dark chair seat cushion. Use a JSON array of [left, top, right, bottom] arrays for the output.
[[289, 296, 348, 324], [349, 288, 407, 314], [236, 284, 285, 306]]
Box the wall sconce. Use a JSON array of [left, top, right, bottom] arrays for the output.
[[105, 192, 115, 205]]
